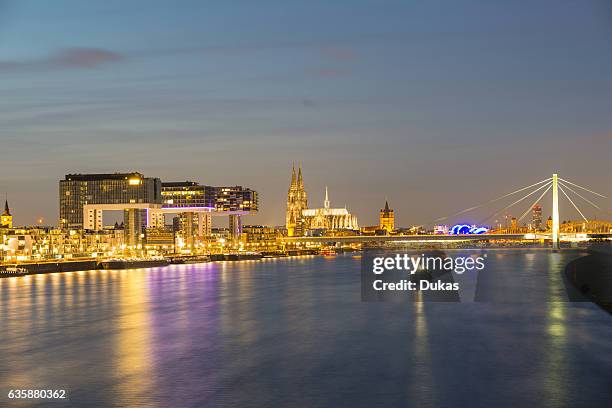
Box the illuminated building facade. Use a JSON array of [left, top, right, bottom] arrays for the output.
[[1, 227, 127, 263], [243, 225, 280, 251], [59, 173, 163, 250], [559, 220, 612, 233], [532, 204, 543, 230], [379, 201, 394, 233], [161, 182, 216, 208], [144, 226, 175, 253], [59, 173, 162, 230], [285, 165, 308, 237], [161, 182, 258, 243], [213, 186, 258, 213], [161, 182, 216, 243], [302, 187, 359, 233], [1, 200, 13, 228]]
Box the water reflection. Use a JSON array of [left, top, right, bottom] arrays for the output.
[[0, 252, 611, 407], [114, 271, 155, 406], [543, 253, 568, 408], [410, 292, 436, 406]]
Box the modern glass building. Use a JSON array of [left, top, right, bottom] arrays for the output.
[[59, 173, 162, 230], [213, 186, 258, 213], [161, 182, 258, 242], [161, 182, 258, 213], [161, 182, 216, 209]]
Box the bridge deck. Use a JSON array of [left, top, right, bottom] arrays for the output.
[[281, 233, 611, 244]]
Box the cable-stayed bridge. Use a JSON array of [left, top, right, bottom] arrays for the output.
[[282, 174, 611, 249]]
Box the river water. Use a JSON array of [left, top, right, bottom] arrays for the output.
[[1, 250, 612, 407]]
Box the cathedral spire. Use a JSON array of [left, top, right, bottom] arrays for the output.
[[324, 186, 330, 209], [290, 163, 297, 188], [384, 200, 390, 213], [297, 164, 303, 188]]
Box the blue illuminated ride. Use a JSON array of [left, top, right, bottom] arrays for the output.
[[450, 224, 489, 235]]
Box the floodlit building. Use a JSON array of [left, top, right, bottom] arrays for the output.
[[379, 200, 394, 233], [532, 204, 543, 230], [285, 164, 308, 237], [302, 187, 359, 233], [1, 200, 13, 228], [242, 225, 281, 251], [59, 172, 163, 247], [285, 165, 358, 236], [161, 181, 258, 244]]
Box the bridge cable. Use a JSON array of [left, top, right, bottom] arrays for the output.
[[558, 178, 607, 199], [558, 181, 603, 210], [476, 180, 552, 225], [559, 185, 588, 223], [433, 177, 552, 222], [518, 183, 552, 222], [559, 181, 612, 218]]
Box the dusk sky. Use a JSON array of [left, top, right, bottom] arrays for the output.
[[1, 0, 611, 227]]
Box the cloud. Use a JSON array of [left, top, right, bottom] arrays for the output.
[[0, 48, 125, 71], [306, 68, 351, 77]]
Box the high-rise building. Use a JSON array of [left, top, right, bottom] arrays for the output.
[[285, 164, 308, 237], [59, 173, 162, 249], [161, 182, 216, 241], [379, 200, 394, 233], [532, 204, 543, 230], [161, 181, 258, 243], [213, 186, 258, 213], [1, 200, 13, 228], [161, 182, 216, 209]]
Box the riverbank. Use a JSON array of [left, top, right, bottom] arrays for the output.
[[0, 249, 325, 276]]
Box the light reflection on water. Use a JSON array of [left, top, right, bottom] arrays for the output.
[[0, 251, 612, 407]]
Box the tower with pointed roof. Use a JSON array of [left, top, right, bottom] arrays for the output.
[[379, 200, 394, 233], [286, 164, 308, 236], [1, 199, 13, 228]]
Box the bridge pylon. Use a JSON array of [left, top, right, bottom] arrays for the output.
[[552, 173, 560, 250]]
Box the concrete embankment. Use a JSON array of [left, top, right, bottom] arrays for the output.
[[564, 251, 612, 312]]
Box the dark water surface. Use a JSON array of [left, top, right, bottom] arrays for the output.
[[1, 251, 612, 407]]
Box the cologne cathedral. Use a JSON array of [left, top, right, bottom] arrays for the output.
[[286, 166, 358, 236], [285, 164, 308, 237]]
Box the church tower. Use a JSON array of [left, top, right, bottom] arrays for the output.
[[286, 164, 308, 236], [1, 199, 13, 228], [379, 200, 394, 233]]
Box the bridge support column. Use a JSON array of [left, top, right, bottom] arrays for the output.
[[552, 173, 560, 250]]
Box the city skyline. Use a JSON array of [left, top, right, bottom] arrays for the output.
[[1, 1, 612, 226], [1, 166, 611, 229]]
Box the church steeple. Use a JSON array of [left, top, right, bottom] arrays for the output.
[[1, 197, 13, 228], [3, 199, 10, 216], [379, 199, 394, 233]]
